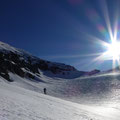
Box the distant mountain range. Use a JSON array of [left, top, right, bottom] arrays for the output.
[[0, 41, 101, 82]]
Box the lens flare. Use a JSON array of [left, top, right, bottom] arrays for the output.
[[106, 41, 120, 61], [85, 0, 120, 70]]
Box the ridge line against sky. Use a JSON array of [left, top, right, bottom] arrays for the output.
[[0, 0, 119, 71]]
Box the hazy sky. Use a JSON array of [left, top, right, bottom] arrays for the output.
[[0, 0, 119, 71]]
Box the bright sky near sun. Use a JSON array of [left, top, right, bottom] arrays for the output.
[[0, 0, 120, 71]]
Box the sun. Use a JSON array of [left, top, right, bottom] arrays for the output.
[[106, 40, 120, 60]]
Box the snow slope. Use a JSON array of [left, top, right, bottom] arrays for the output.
[[0, 79, 120, 120], [1, 71, 120, 119], [0, 41, 120, 119], [8, 71, 120, 103]]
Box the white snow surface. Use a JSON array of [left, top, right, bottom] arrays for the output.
[[0, 79, 120, 120], [0, 41, 20, 53], [1, 72, 120, 120]]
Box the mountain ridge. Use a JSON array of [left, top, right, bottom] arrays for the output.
[[0, 41, 90, 81]]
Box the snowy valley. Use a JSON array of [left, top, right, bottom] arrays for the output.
[[0, 41, 120, 120]]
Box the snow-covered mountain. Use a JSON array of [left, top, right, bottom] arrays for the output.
[[0, 41, 115, 98], [1, 41, 120, 119], [0, 41, 119, 99], [0, 41, 88, 82]]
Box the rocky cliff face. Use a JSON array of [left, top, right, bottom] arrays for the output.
[[0, 41, 86, 81]]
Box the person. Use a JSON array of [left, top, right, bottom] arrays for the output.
[[43, 88, 47, 94]]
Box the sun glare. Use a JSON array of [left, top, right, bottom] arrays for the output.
[[93, 38, 120, 70], [107, 40, 120, 60]]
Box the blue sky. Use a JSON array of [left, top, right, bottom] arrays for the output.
[[0, 0, 119, 71]]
